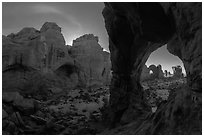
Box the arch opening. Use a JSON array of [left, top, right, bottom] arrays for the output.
[[140, 44, 187, 113]]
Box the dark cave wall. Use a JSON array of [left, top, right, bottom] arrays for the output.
[[102, 2, 202, 126], [166, 2, 202, 91]]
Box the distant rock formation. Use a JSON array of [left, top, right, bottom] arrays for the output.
[[140, 65, 150, 81], [172, 65, 183, 78], [2, 22, 111, 94], [140, 64, 164, 81]]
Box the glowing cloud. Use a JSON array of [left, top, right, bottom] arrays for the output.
[[32, 5, 62, 14], [31, 4, 82, 31]]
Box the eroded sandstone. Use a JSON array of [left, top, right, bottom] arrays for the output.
[[3, 23, 111, 95], [102, 2, 201, 134]]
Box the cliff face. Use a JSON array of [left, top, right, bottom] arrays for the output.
[[3, 22, 73, 73], [166, 3, 202, 91], [69, 34, 111, 87], [2, 22, 111, 94], [102, 2, 201, 134]]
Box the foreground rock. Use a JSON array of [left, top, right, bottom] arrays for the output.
[[2, 86, 110, 135], [3, 92, 36, 115], [102, 2, 201, 134], [101, 86, 201, 135], [2, 76, 187, 135]]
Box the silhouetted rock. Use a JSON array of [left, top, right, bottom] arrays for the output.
[[140, 65, 150, 81], [166, 3, 202, 91], [141, 64, 164, 81], [172, 65, 183, 78], [157, 65, 164, 78], [102, 2, 201, 134]]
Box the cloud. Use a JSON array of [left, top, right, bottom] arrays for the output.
[[31, 4, 81, 30], [32, 4, 62, 14]]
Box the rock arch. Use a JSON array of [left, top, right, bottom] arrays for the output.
[[102, 2, 201, 132]]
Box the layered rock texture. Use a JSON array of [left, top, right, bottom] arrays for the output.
[[3, 22, 111, 96], [102, 2, 201, 134]]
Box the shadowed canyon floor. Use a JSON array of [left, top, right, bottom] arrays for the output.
[[2, 77, 187, 135]]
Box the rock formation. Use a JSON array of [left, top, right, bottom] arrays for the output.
[[2, 22, 76, 94], [3, 22, 111, 95], [166, 3, 202, 91], [172, 65, 183, 78], [102, 2, 201, 134], [140, 65, 150, 81], [69, 34, 111, 87], [149, 64, 164, 79], [140, 64, 164, 81], [3, 22, 73, 72]]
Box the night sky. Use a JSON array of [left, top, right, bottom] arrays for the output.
[[2, 2, 186, 74]]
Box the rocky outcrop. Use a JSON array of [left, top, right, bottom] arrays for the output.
[[3, 92, 36, 115], [166, 3, 202, 91], [140, 65, 150, 81], [3, 22, 111, 95], [69, 34, 111, 87], [101, 86, 201, 135], [172, 65, 183, 78], [2, 22, 76, 94], [3, 22, 73, 73], [102, 2, 201, 134], [140, 64, 164, 81], [149, 64, 164, 79]]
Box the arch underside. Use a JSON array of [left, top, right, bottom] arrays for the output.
[[102, 2, 202, 134]]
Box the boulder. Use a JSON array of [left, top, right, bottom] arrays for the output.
[[49, 87, 63, 94], [2, 92, 24, 103], [13, 98, 35, 115], [2, 92, 35, 115]]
